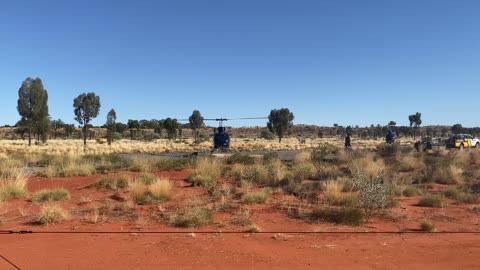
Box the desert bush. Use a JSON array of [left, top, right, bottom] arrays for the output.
[[402, 186, 422, 197], [459, 194, 480, 204], [192, 157, 222, 180], [169, 202, 214, 228], [350, 157, 385, 179], [129, 180, 146, 204], [294, 151, 312, 164], [231, 164, 271, 186], [420, 220, 435, 232], [310, 207, 363, 226], [376, 143, 399, 157], [38, 204, 70, 225], [265, 159, 288, 184], [325, 181, 359, 207], [156, 158, 189, 171], [242, 189, 270, 205], [231, 209, 252, 226], [247, 224, 262, 233], [311, 144, 339, 163], [128, 157, 158, 172], [226, 153, 255, 165], [260, 130, 276, 140], [149, 177, 174, 201], [88, 176, 129, 190], [418, 195, 448, 208], [313, 164, 341, 181], [0, 163, 29, 201], [262, 152, 279, 162], [136, 173, 159, 185], [291, 162, 317, 181], [32, 188, 71, 202], [38, 154, 97, 178], [352, 170, 390, 220], [442, 187, 464, 200], [398, 155, 424, 172]]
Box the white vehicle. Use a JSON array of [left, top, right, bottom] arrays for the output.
[[466, 134, 480, 148]]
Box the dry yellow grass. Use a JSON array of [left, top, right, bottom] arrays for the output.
[[350, 156, 385, 178], [149, 177, 174, 200], [129, 180, 146, 204], [0, 160, 30, 201], [194, 157, 222, 180], [38, 204, 70, 225], [39, 154, 96, 177], [294, 150, 311, 164], [0, 138, 415, 155]]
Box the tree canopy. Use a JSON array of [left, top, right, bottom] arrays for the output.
[[17, 77, 49, 145], [73, 92, 101, 146], [267, 108, 294, 143]]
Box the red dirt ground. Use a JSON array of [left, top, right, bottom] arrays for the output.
[[1, 169, 480, 269]]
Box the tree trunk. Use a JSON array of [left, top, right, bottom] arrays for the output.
[[28, 127, 32, 146], [83, 125, 87, 146]]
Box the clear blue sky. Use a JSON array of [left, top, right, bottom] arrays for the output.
[[1, 0, 479, 127]]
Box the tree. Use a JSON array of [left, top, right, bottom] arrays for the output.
[[116, 122, 128, 135], [451, 124, 463, 135], [408, 112, 422, 139], [189, 110, 204, 142], [106, 109, 117, 145], [73, 92, 101, 146], [127, 119, 140, 140], [17, 77, 49, 146], [267, 108, 294, 143], [163, 118, 180, 140], [64, 124, 75, 138], [51, 119, 65, 139]]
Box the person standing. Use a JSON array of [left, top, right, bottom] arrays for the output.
[[345, 132, 352, 150]]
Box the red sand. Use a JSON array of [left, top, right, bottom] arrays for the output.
[[1, 169, 480, 269]]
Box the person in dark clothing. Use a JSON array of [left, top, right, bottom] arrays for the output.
[[345, 132, 352, 150]]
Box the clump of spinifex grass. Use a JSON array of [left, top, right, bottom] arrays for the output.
[[169, 200, 214, 228], [88, 176, 129, 190], [32, 188, 71, 202], [128, 176, 174, 205], [0, 161, 29, 201], [242, 189, 271, 205], [38, 154, 96, 177], [418, 195, 448, 208], [38, 204, 70, 225]]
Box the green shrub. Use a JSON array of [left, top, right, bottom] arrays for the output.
[[352, 172, 390, 220], [442, 188, 464, 200], [156, 158, 189, 171], [231, 165, 271, 186], [291, 162, 317, 181], [402, 186, 422, 197], [310, 207, 363, 226], [418, 195, 448, 208], [260, 130, 276, 140], [32, 188, 71, 202], [88, 177, 129, 190], [242, 189, 270, 205], [226, 153, 255, 165]]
